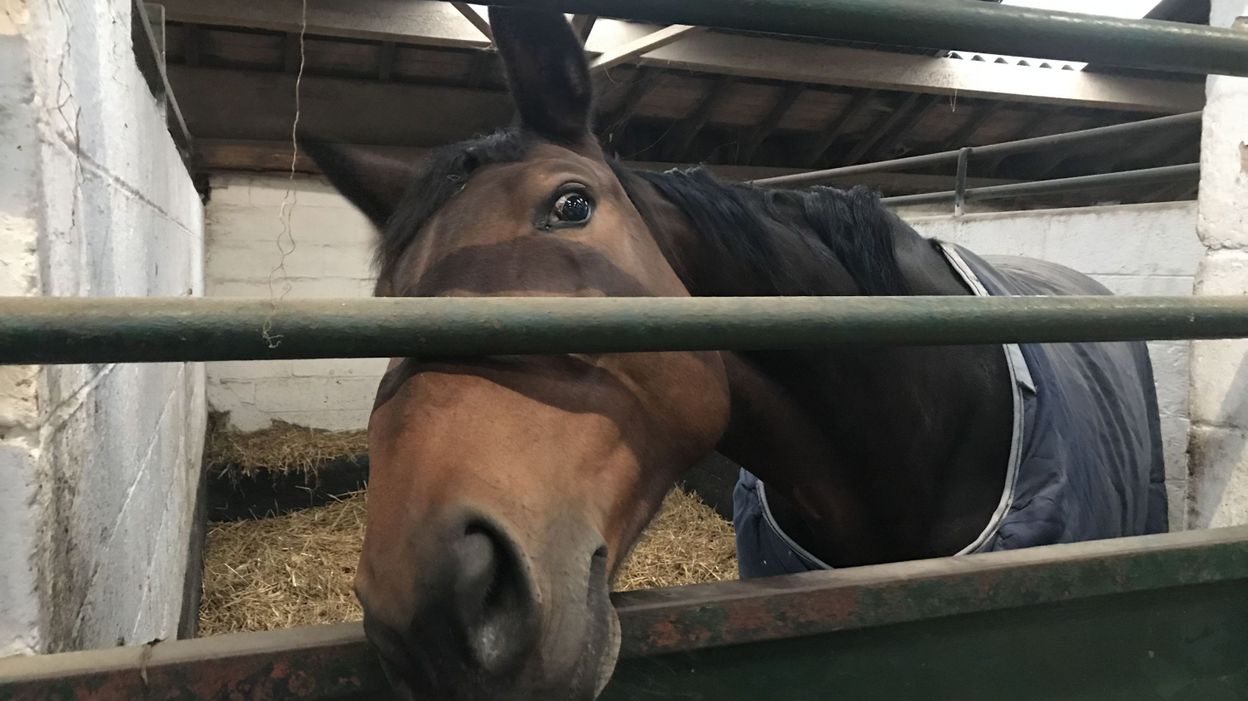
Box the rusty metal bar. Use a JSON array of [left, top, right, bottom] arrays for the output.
[[3, 294, 1248, 365], [2, 525, 1247, 699]]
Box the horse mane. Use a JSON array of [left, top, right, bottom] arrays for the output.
[[377, 129, 908, 297], [621, 167, 909, 296]]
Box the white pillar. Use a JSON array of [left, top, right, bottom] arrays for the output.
[[1189, 2, 1248, 528]]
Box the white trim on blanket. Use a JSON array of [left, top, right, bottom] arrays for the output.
[[939, 243, 1030, 555]]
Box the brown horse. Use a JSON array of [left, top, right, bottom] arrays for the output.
[[304, 8, 1165, 700]]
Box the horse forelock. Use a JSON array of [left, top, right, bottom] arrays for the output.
[[375, 129, 534, 289]]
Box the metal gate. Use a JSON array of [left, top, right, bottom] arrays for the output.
[[3, 1, 1248, 698]]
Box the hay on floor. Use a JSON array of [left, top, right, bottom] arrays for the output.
[[199, 488, 737, 635], [205, 416, 368, 479]]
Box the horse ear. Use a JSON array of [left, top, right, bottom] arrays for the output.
[[489, 7, 593, 143], [300, 140, 416, 228]]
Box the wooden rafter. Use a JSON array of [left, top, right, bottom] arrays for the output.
[[842, 92, 924, 165], [858, 93, 940, 163], [464, 50, 494, 89], [159, 0, 1201, 112], [942, 102, 998, 150], [183, 25, 203, 67], [740, 84, 804, 164], [665, 76, 734, 162], [598, 67, 660, 141], [451, 2, 492, 41], [196, 138, 1020, 194], [805, 90, 876, 167], [282, 32, 300, 73], [590, 25, 701, 73], [377, 41, 397, 82]]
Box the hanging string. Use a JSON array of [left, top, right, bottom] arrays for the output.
[[262, 0, 308, 348]]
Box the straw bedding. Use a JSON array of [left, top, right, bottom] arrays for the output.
[[199, 425, 738, 635]]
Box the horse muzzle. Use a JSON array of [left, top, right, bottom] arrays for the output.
[[357, 510, 621, 701]]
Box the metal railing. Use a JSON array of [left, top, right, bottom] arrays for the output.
[[752, 112, 1203, 189], [881, 163, 1199, 207], [3, 295, 1248, 365]]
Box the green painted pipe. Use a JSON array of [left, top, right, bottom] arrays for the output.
[[754, 112, 1204, 188], [882, 163, 1200, 207], [2, 295, 1248, 365], [461, 0, 1248, 77]]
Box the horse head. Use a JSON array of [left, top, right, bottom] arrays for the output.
[[306, 9, 730, 699]]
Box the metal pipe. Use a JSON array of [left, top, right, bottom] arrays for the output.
[[2, 524, 1247, 698], [753, 111, 1202, 187], [462, 0, 1248, 77], [882, 163, 1199, 207], [2, 294, 1247, 365]]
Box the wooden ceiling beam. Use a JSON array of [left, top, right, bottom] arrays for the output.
[[160, 0, 1201, 112], [842, 92, 924, 166], [941, 102, 999, 150], [377, 41, 397, 82], [589, 25, 701, 73], [450, 2, 492, 41], [665, 76, 734, 162], [805, 90, 876, 167], [196, 138, 1018, 195], [858, 93, 940, 164], [597, 67, 660, 143], [740, 84, 804, 165]]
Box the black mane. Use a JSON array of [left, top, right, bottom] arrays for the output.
[[625, 167, 909, 296], [378, 130, 907, 297]]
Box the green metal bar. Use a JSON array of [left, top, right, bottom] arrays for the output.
[[3, 526, 1248, 699], [752, 111, 1203, 188], [463, 0, 1248, 77], [882, 163, 1199, 207], [2, 295, 1248, 365]]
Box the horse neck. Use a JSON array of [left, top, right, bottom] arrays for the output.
[[632, 174, 1014, 566]]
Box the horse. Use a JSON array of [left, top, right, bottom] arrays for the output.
[[303, 8, 1166, 700]]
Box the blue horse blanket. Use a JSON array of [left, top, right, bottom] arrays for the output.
[[734, 243, 1168, 577]]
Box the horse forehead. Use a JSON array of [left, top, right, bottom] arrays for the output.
[[474, 146, 613, 193]]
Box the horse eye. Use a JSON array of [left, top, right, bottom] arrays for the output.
[[551, 192, 593, 225]]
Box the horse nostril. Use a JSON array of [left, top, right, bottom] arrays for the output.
[[453, 521, 538, 675]]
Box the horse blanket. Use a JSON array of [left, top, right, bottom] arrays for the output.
[[733, 242, 1168, 577]]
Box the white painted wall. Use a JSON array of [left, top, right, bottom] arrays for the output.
[[1189, 1, 1248, 529], [0, 0, 206, 655], [204, 175, 1200, 531], [205, 175, 387, 431], [909, 203, 1203, 531]]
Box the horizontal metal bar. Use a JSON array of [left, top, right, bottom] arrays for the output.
[[1, 294, 1246, 365], [2, 525, 1247, 699], [463, 0, 1248, 77], [882, 162, 1199, 207], [753, 111, 1203, 187]]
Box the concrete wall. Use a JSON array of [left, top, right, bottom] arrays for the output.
[[205, 175, 386, 431], [0, 0, 206, 656], [909, 203, 1203, 530], [1189, 2, 1248, 529]]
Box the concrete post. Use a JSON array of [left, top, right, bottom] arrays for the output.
[[1188, 1, 1248, 528]]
